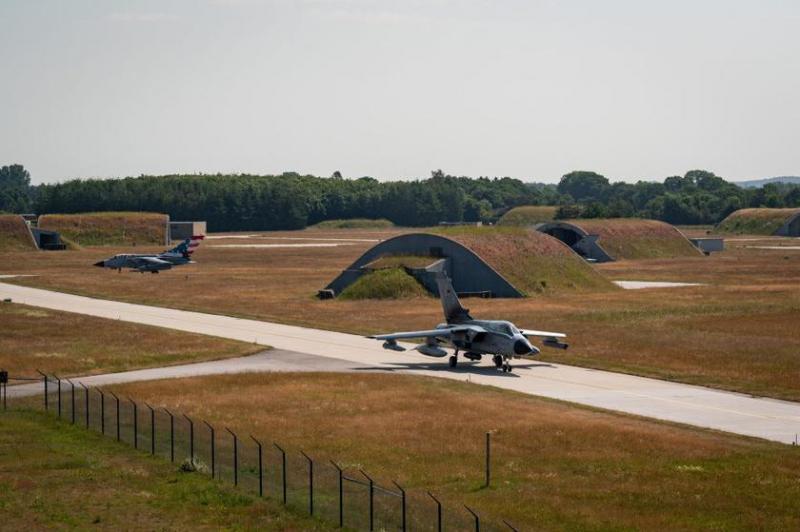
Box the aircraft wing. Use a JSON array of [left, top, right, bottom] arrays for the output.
[[368, 324, 486, 341], [520, 329, 566, 339], [130, 257, 171, 267], [521, 329, 569, 350]]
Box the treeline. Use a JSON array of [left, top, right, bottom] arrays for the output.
[[7, 165, 800, 231], [555, 170, 800, 225], [33, 170, 555, 231]]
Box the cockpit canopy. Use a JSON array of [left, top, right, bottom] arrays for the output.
[[481, 320, 519, 337]]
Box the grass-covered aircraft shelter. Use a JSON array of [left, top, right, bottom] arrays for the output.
[[322, 228, 613, 299], [536, 218, 702, 262], [715, 208, 800, 236]]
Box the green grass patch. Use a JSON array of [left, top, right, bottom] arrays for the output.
[[0, 410, 332, 531], [338, 267, 431, 300], [498, 205, 558, 226], [310, 218, 394, 229]]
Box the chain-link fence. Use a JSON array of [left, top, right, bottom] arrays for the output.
[[5, 372, 521, 532]]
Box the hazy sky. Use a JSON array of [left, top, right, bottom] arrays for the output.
[[1, 0, 798, 185]]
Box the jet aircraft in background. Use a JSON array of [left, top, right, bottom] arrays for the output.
[[368, 273, 568, 372], [94, 235, 205, 273]]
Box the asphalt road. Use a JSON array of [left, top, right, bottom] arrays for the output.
[[2, 281, 799, 445]]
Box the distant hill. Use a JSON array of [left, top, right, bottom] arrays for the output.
[[734, 176, 800, 188]]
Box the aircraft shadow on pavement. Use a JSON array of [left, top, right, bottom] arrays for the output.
[[353, 360, 555, 378]]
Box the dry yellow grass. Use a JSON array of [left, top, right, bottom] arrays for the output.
[[1, 228, 799, 400], [39, 212, 169, 246], [113, 372, 800, 531], [0, 214, 37, 251], [0, 303, 262, 379]]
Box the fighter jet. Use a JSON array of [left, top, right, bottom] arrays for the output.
[[368, 273, 568, 372], [94, 235, 205, 273]]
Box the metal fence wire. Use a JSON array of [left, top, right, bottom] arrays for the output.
[[4, 373, 522, 532]]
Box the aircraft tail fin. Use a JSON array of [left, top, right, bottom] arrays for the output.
[[185, 235, 205, 257], [436, 273, 471, 323], [166, 238, 191, 255]]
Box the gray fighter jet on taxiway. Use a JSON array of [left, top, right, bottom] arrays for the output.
[[94, 235, 205, 273], [368, 273, 568, 372]]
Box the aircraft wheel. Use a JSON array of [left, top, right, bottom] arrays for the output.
[[448, 355, 457, 368], [493, 355, 503, 368], [506, 364, 513, 373]]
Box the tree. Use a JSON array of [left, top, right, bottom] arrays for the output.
[[557, 171, 610, 202], [0, 164, 32, 212]]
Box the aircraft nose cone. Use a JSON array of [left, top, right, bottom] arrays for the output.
[[94, 261, 105, 268], [514, 338, 535, 355]]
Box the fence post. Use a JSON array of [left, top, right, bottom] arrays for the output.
[[360, 470, 374, 532], [331, 461, 344, 528], [145, 403, 155, 455], [164, 408, 174, 462], [182, 414, 194, 459], [67, 379, 75, 424], [53, 374, 62, 419], [465, 505, 480, 532], [427, 492, 442, 532], [37, 370, 48, 411], [204, 421, 215, 478], [392, 481, 406, 532], [128, 398, 138, 449], [79, 383, 89, 429], [485, 431, 491, 487], [109, 392, 120, 442], [502, 519, 519, 532], [274, 443, 287, 504], [301, 451, 313, 516], [250, 436, 263, 497], [226, 428, 238, 487], [99, 389, 105, 435]]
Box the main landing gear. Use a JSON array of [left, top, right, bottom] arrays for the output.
[[493, 355, 513, 373], [449, 350, 459, 368]]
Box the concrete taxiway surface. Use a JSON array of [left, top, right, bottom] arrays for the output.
[[209, 243, 354, 248], [2, 281, 799, 445], [613, 281, 706, 290]]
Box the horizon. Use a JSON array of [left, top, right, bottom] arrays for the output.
[[2, 1, 799, 186]]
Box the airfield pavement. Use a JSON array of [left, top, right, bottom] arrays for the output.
[[3, 280, 800, 445]]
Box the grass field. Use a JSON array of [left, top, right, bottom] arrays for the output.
[[497, 205, 558, 226], [0, 410, 330, 531], [0, 303, 262, 380], [0, 214, 37, 251], [1, 228, 800, 400], [715, 208, 800, 235], [39, 212, 169, 246], [110, 372, 800, 532]]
